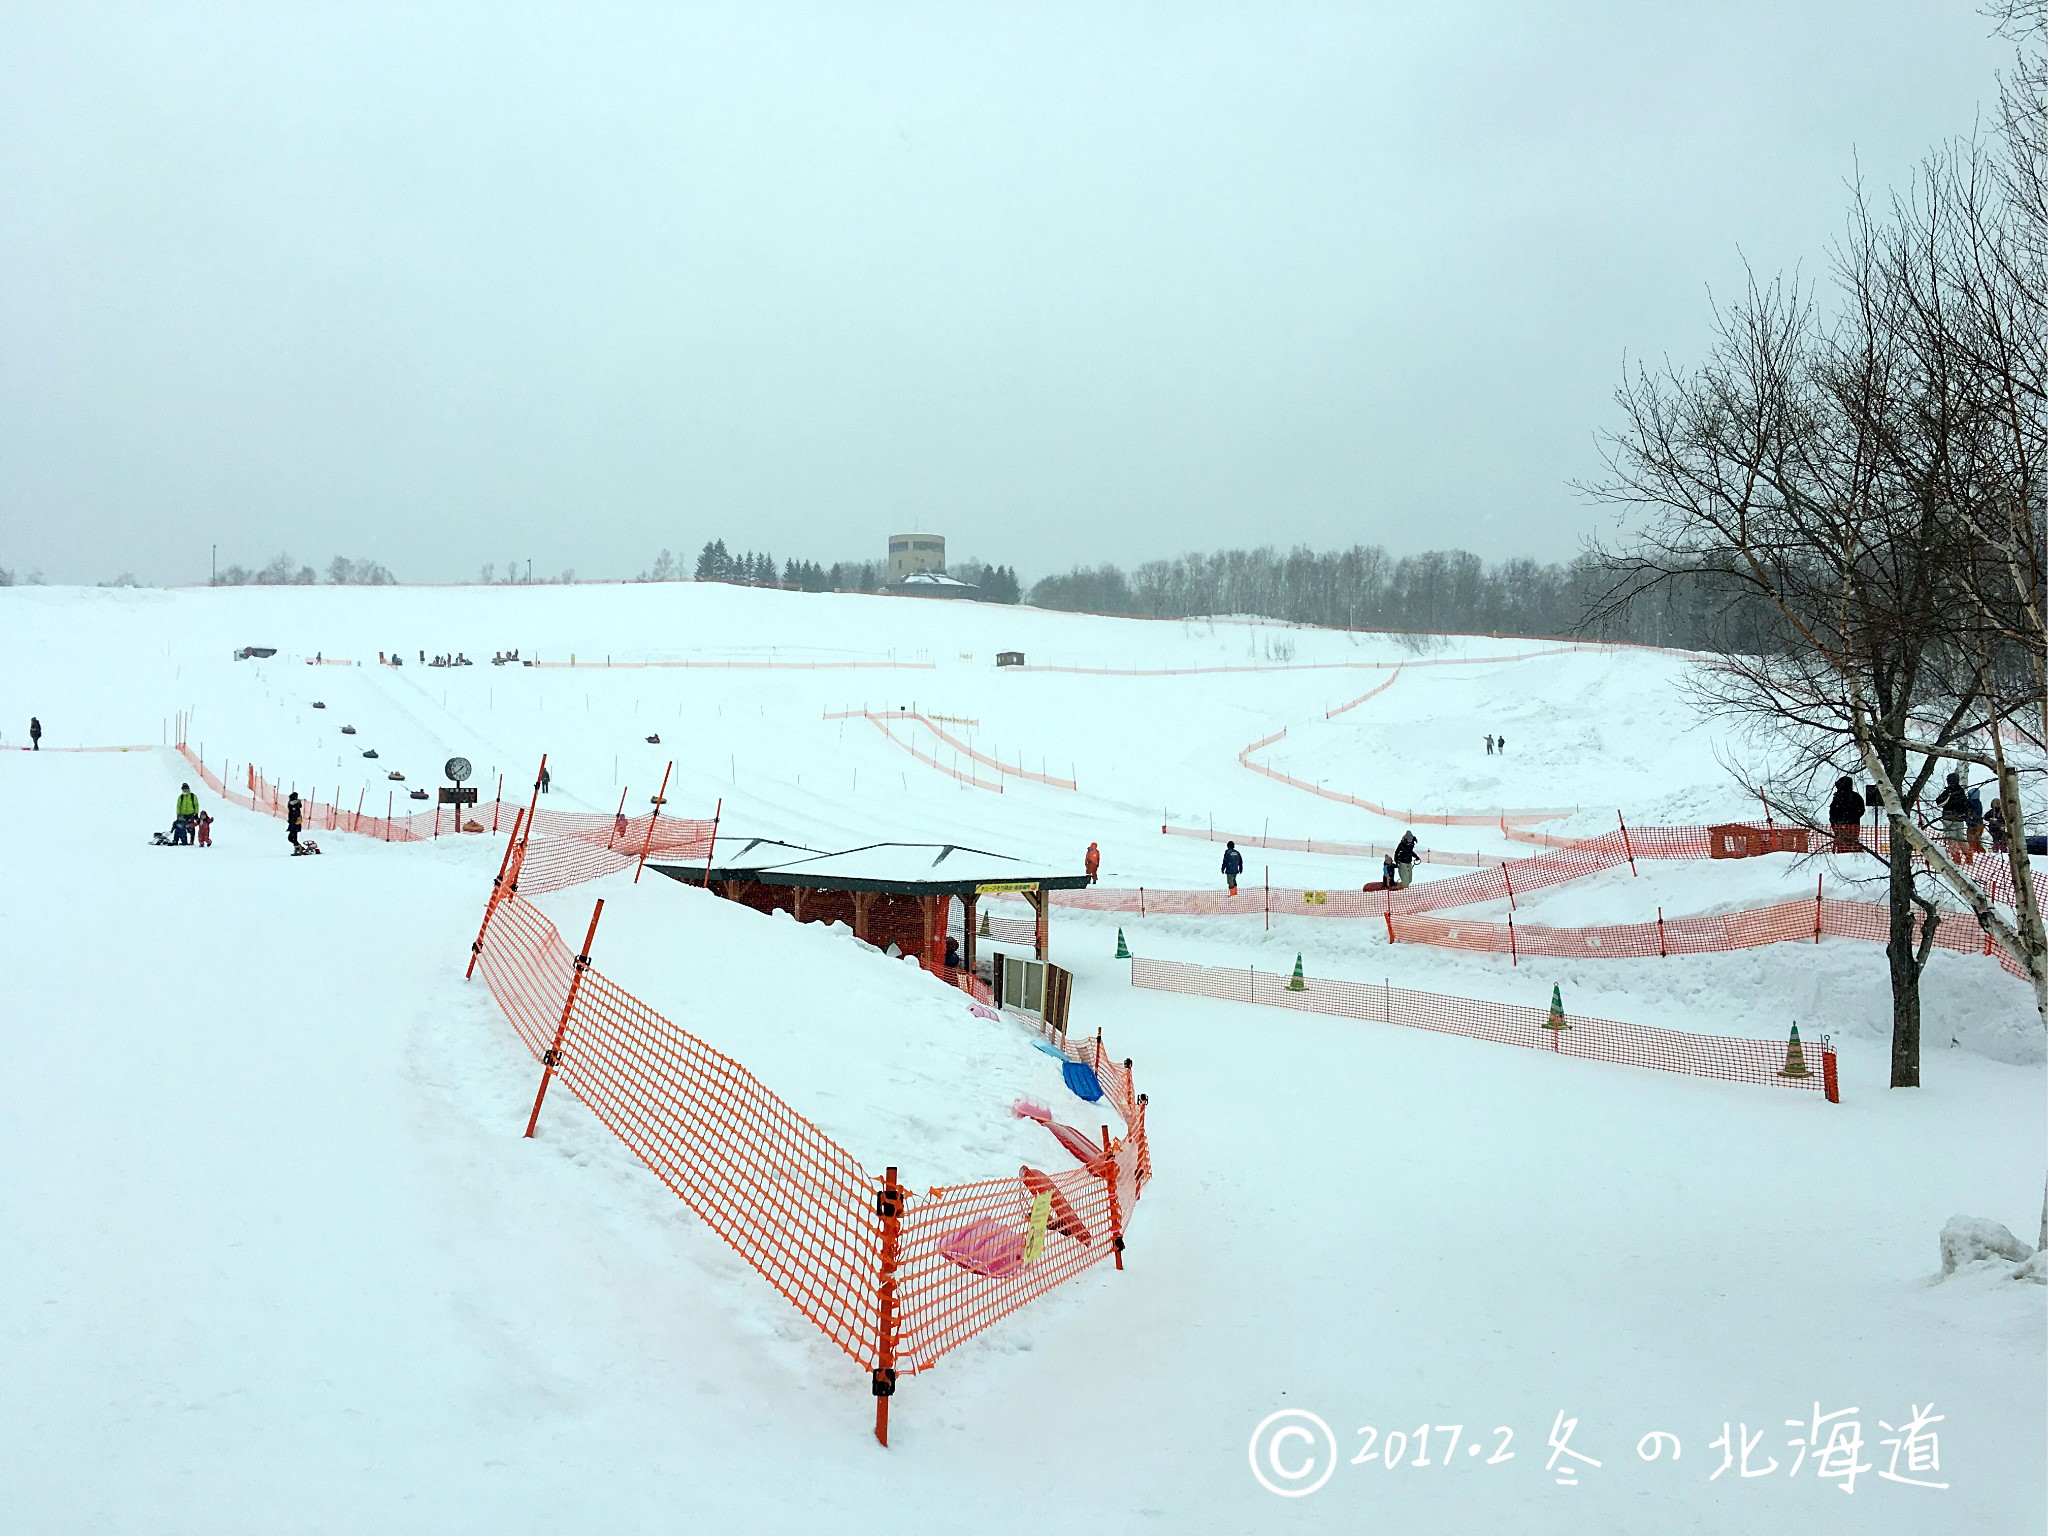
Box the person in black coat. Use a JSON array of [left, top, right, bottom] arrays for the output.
[[28, 716, 41, 750], [1394, 830, 1418, 888], [1221, 840, 1244, 896], [286, 791, 303, 850], [1826, 775, 1864, 852]]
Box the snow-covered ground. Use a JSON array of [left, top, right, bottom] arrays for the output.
[[1, 582, 2041, 1534]]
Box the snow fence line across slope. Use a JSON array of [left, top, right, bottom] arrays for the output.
[[174, 743, 718, 892], [468, 817, 1151, 1436], [1129, 956, 1834, 1097]]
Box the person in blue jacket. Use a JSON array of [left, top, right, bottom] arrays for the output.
[[1221, 840, 1244, 896]]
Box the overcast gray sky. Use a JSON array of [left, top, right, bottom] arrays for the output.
[[0, 2, 2016, 585]]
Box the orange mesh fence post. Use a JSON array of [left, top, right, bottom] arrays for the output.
[[1502, 862, 1516, 910], [1099, 1125, 1125, 1271], [1657, 905, 1668, 957], [493, 774, 503, 833], [467, 808, 526, 979], [524, 897, 604, 1139], [354, 788, 364, 832], [1814, 875, 1824, 943], [607, 786, 629, 848], [386, 790, 393, 841], [701, 797, 722, 887], [1619, 812, 1638, 876], [1508, 911, 1517, 966], [873, 1166, 904, 1447], [634, 760, 673, 884]]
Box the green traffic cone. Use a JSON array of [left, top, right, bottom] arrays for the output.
[[1115, 926, 1131, 959], [1286, 954, 1307, 991], [1778, 1022, 1811, 1078], [1543, 983, 1569, 1031]]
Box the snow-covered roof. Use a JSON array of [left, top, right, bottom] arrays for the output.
[[649, 836, 822, 882], [658, 840, 1087, 895]]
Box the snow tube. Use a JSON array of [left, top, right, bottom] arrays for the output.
[[1020, 1165, 1092, 1244], [937, 1219, 1028, 1279], [1032, 1039, 1065, 1058], [1061, 1060, 1104, 1103]]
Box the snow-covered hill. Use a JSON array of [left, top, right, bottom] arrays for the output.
[[2, 581, 2040, 1535]]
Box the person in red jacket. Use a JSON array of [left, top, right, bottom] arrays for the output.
[[1084, 841, 1100, 884], [196, 811, 213, 847]]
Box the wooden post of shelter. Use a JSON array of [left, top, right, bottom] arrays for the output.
[[961, 893, 978, 977], [1026, 885, 1048, 959]]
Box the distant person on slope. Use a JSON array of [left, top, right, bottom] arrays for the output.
[[29, 716, 41, 750], [1826, 776, 1865, 853], [286, 791, 304, 851], [1496, 734, 1506, 755], [1485, 733, 1494, 756], [1085, 842, 1100, 884], [540, 765, 551, 794], [1935, 773, 1969, 857], [1394, 830, 1418, 888], [171, 783, 199, 845], [1221, 840, 1244, 896]]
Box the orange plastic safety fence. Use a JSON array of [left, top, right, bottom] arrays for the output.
[[1161, 823, 1488, 865], [1131, 956, 1826, 1093], [841, 711, 1005, 792], [825, 709, 1076, 790], [1238, 727, 1572, 828], [466, 832, 1150, 1407]]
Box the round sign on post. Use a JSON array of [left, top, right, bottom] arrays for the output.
[[445, 756, 472, 784]]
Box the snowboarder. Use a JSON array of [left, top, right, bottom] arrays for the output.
[[1826, 775, 1864, 853], [1085, 842, 1100, 884], [1394, 830, 1418, 888], [196, 811, 213, 848], [1935, 773, 1969, 856], [171, 782, 199, 845], [1484, 733, 1494, 756], [28, 716, 40, 750], [286, 791, 303, 851], [1221, 840, 1244, 896]]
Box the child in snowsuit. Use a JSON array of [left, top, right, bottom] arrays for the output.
[[1221, 841, 1243, 895], [1965, 784, 1985, 854], [196, 811, 213, 848], [1085, 842, 1100, 884], [1987, 798, 2009, 852]]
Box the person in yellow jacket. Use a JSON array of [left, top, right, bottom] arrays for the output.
[[171, 783, 200, 845]]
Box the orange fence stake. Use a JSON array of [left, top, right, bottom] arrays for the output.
[[467, 808, 525, 979], [1502, 862, 1516, 910], [1100, 1124, 1126, 1271], [1618, 811, 1638, 876], [700, 797, 722, 887], [524, 897, 604, 1139], [873, 1167, 904, 1447], [634, 760, 673, 884], [607, 786, 629, 848], [1657, 905, 1668, 957], [1814, 874, 1824, 943], [1507, 911, 1517, 966]]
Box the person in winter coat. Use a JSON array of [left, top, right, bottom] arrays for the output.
[[1221, 840, 1244, 895], [1393, 829, 1419, 888], [28, 716, 40, 750], [1496, 734, 1506, 755], [196, 811, 213, 848], [540, 765, 551, 794], [1826, 775, 1865, 852], [1987, 797, 2009, 852], [1084, 842, 1101, 884], [1381, 854, 1396, 890], [1965, 784, 1986, 854], [1485, 733, 1494, 755], [172, 783, 200, 845], [286, 791, 304, 850], [1935, 773, 1969, 856]]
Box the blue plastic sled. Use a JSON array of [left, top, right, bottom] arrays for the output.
[[1061, 1060, 1104, 1103]]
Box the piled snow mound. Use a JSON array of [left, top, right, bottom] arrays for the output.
[[531, 871, 1101, 1178], [1938, 1214, 2035, 1276]]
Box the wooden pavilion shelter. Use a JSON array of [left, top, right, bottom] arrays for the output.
[[649, 840, 1089, 978]]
